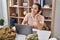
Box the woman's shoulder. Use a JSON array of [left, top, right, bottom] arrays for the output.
[[39, 15, 44, 18], [38, 15, 44, 23], [25, 13, 31, 17], [38, 15, 44, 21], [26, 13, 31, 16]]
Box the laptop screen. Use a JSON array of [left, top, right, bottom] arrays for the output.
[[15, 24, 33, 35]]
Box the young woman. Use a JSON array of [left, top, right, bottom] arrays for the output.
[[22, 3, 44, 30]]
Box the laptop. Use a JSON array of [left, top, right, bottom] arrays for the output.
[[15, 24, 33, 35], [37, 30, 51, 40]]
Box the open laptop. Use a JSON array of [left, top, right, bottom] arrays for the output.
[[37, 30, 51, 40], [15, 24, 33, 35]]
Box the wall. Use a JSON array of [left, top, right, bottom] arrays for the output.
[[54, 0, 60, 40], [0, 0, 3, 18], [1, 0, 8, 26]]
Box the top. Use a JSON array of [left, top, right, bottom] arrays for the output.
[[23, 13, 44, 27]]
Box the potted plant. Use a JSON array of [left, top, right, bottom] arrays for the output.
[[0, 19, 4, 26], [26, 34, 38, 40]]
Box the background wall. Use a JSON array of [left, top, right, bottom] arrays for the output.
[[0, 0, 3, 18], [1, 0, 8, 26], [54, 0, 60, 40]]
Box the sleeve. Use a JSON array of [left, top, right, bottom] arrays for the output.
[[38, 15, 44, 24], [24, 13, 29, 21]]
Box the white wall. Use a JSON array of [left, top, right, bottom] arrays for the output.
[[0, 0, 3, 18], [2, 0, 8, 26], [54, 0, 60, 40]]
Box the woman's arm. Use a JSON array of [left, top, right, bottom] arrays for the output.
[[22, 13, 30, 24], [34, 14, 44, 30], [22, 20, 28, 24], [35, 21, 43, 30]]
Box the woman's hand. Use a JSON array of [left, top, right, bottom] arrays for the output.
[[34, 14, 43, 30], [33, 14, 39, 28], [35, 14, 39, 22], [35, 10, 42, 20]]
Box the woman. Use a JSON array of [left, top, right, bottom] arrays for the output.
[[22, 3, 44, 30]]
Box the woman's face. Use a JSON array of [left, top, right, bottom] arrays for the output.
[[31, 4, 38, 15]]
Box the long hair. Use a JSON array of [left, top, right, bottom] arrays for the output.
[[33, 3, 41, 13], [33, 3, 43, 15]]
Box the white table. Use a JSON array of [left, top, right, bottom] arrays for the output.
[[15, 34, 26, 40], [15, 28, 51, 40]]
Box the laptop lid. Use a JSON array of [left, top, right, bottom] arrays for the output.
[[15, 24, 33, 35], [37, 30, 51, 40]]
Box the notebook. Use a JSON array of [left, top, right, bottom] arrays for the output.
[[15, 24, 33, 35]]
